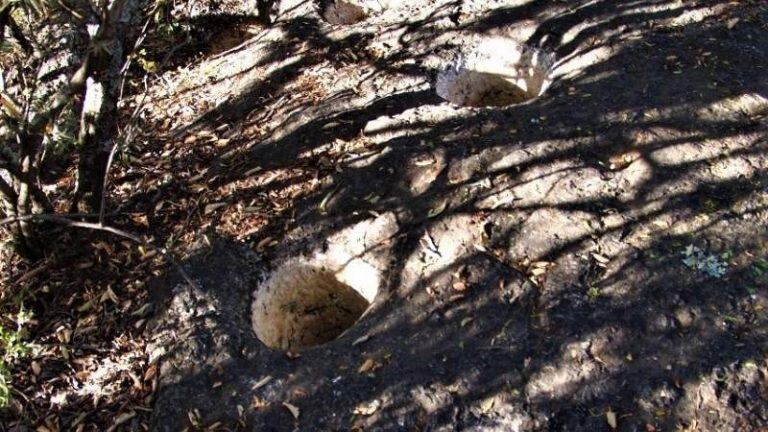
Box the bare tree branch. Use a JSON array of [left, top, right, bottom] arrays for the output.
[[99, 134, 118, 224]]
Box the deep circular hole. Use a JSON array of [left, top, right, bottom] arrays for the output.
[[251, 264, 376, 350], [437, 40, 553, 107], [318, 0, 369, 25]]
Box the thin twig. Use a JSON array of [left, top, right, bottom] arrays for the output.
[[12, 259, 49, 285], [0, 214, 197, 289], [99, 140, 118, 225]]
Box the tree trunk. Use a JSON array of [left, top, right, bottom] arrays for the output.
[[73, 78, 113, 212], [0, 172, 41, 259], [73, 0, 139, 213]]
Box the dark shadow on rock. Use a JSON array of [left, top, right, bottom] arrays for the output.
[[146, 236, 270, 430]]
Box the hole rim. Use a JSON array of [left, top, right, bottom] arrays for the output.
[[436, 39, 556, 108], [251, 261, 380, 351], [316, 0, 370, 25]]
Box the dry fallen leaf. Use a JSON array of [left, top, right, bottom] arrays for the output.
[[101, 286, 119, 304], [591, 253, 610, 264], [107, 411, 136, 432], [606, 409, 618, 429], [187, 410, 200, 427], [479, 395, 497, 414], [318, 186, 340, 214], [358, 358, 376, 373], [352, 334, 371, 346], [283, 402, 300, 419], [129, 213, 149, 227], [70, 412, 87, 429], [256, 236, 274, 251], [55, 326, 72, 343], [77, 300, 94, 313], [427, 201, 447, 218], [144, 363, 157, 382], [0, 92, 23, 119], [608, 150, 641, 170], [252, 396, 269, 410], [252, 375, 272, 390], [353, 399, 381, 416], [204, 202, 227, 215]]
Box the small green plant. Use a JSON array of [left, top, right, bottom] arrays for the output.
[[0, 361, 9, 408], [0, 308, 34, 408], [681, 245, 728, 278], [0, 326, 30, 360], [751, 259, 768, 277]]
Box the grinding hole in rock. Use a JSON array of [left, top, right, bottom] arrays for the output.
[[251, 262, 379, 350], [437, 38, 554, 107], [318, 0, 369, 25]]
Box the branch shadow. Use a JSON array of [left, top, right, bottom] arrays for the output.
[[142, 1, 768, 430]]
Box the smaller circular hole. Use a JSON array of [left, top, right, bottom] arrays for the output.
[[318, 0, 369, 25], [437, 39, 554, 107], [252, 264, 376, 350]]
